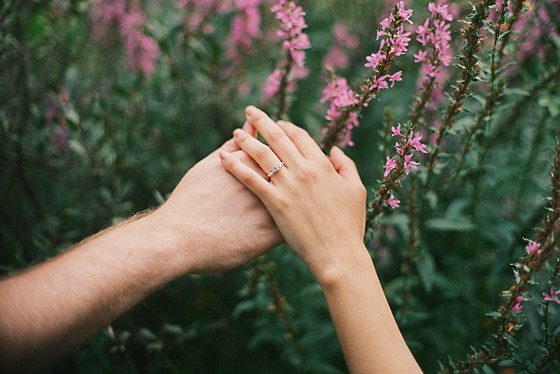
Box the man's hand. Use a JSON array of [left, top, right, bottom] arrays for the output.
[[150, 122, 283, 273], [0, 121, 282, 372]]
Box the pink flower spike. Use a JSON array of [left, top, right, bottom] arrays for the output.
[[388, 194, 400, 209], [384, 156, 397, 177]]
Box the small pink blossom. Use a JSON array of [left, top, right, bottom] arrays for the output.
[[388, 71, 402, 87], [388, 194, 400, 209], [414, 50, 428, 63], [403, 154, 419, 175], [525, 240, 541, 255], [511, 296, 524, 313], [408, 132, 428, 153], [364, 52, 386, 70], [369, 75, 389, 91], [391, 124, 403, 137], [384, 156, 397, 177], [543, 288, 560, 304]]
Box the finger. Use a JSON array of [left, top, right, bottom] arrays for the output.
[[242, 120, 257, 138], [329, 146, 362, 184], [219, 151, 271, 198], [276, 120, 325, 160], [233, 128, 285, 179], [218, 137, 240, 153], [233, 150, 268, 180], [244, 106, 301, 164], [216, 121, 257, 154]]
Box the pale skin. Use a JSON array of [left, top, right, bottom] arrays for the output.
[[220, 106, 422, 373], [0, 122, 282, 373]]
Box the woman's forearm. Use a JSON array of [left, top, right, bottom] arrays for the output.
[[317, 244, 422, 374]]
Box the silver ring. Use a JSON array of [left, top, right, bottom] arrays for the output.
[[267, 162, 285, 178]]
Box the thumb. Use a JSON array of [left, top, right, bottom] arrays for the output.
[[329, 146, 362, 183]]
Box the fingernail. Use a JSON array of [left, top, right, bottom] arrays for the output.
[[219, 151, 228, 160], [245, 105, 257, 115], [233, 128, 245, 137]]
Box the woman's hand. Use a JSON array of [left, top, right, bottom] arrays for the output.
[[219, 106, 367, 281], [152, 120, 283, 274]]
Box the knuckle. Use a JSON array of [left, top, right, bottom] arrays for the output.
[[298, 166, 318, 182], [255, 146, 271, 159], [239, 172, 257, 186], [268, 129, 285, 141]]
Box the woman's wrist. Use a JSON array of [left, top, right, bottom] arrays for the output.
[[311, 242, 373, 289]]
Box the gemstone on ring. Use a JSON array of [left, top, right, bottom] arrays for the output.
[[267, 162, 285, 178]]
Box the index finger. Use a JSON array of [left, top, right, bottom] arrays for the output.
[[244, 106, 302, 165]]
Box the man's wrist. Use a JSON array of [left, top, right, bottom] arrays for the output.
[[123, 211, 195, 280]]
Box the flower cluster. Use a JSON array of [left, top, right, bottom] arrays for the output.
[[413, 1, 454, 110], [90, 0, 159, 76], [320, 2, 413, 150], [226, 0, 263, 64], [383, 123, 427, 209], [323, 24, 360, 70], [176, 0, 233, 34], [364, 1, 411, 92], [515, 1, 559, 62], [262, 0, 310, 104], [320, 78, 359, 147]]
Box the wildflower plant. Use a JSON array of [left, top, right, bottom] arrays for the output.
[[2, 0, 560, 372]]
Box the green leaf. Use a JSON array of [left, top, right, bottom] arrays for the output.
[[424, 218, 476, 232], [416, 251, 436, 292]]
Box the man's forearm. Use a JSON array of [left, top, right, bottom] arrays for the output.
[[0, 213, 187, 373]]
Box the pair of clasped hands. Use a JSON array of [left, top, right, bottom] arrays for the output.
[[0, 106, 420, 373]]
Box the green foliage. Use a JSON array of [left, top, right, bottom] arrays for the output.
[[1, 0, 560, 373]]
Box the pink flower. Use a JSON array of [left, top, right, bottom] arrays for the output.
[[403, 154, 419, 175], [384, 156, 397, 177], [525, 240, 541, 255], [414, 50, 428, 63], [388, 71, 402, 87], [364, 51, 386, 70], [543, 288, 560, 304], [391, 124, 403, 137], [408, 132, 428, 153], [511, 296, 524, 313], [262, 0, 310, 101], [369, 75, 389, 91], [388, 194, 400, 209]]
